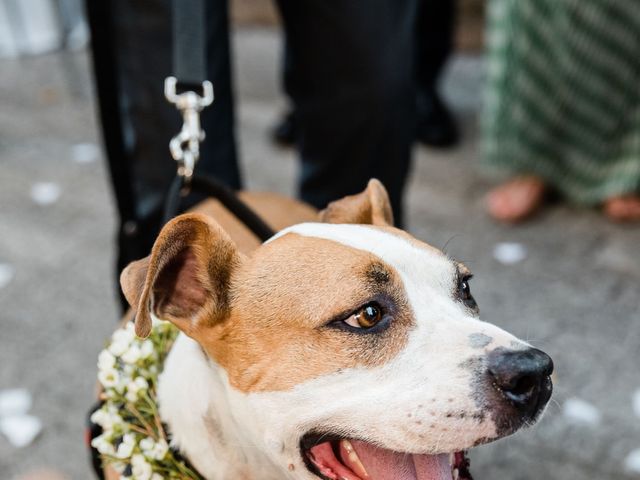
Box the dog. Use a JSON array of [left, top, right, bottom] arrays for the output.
[[110, 179, 553, 480]]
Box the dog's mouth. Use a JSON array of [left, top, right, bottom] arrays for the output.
[[300, 433, 473, 480]]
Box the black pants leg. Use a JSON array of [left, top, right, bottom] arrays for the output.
[[415, 0, 456, 95], [86, 0, 240, 309], [276, 0, 418, 225]]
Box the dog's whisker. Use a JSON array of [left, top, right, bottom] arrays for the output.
[[548, 398, 562, 411], [441, 234, 462, 254]]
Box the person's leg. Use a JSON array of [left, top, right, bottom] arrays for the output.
[[271, 40, 298, 146], [86, 0, 240, 310], [276, 0, 418, 225], [415, 0, 455, 94], [415, 0, 459, 147]]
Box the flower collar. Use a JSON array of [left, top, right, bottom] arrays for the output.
[[91, 321, 203, 479]]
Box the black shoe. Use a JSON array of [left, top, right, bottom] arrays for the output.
[[416, 90, 459, 148], [271, 111, 297, 147]]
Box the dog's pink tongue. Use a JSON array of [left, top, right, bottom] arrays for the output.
[[348, 440, 451, 480]]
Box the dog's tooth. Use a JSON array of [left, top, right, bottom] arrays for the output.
[[449, 453, 454, 466], [340, 440, 370, 478], [453, 467, 459, 480]]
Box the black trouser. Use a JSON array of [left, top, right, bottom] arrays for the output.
[[280, 2, 456, 128], [276, 0, 418, 226], [86, 0, 419, 309], [415, 0, 456, 108]]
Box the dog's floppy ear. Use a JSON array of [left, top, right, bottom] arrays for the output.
[[319, 178, 394, 226], [120, 213, 243, 338]]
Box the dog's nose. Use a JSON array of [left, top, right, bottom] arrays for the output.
[[487, 347, 553, 417]]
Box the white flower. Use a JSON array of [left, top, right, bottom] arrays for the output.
[[150, 474, 163, 480], [134, 376, 149, 390], [109, 327, 135, 356], [139, 436, 155, 455], [115, 433, 136, 459], [138, 436, 168, 461], [109, 339, 130, 357], [106, 411, 124, 430], [131, 454, 153, 480], [90, 408, 122, 432], [98, 368, 120, 388], [122, 344, 142, 364], [125, 376, 149, 402], [90, 409, 106, 427], [115, 375, 129, 395], [150, 439, 168, 460], [140, 340, 155, 359], [91, 433, 115, 455], [98, 350, 116, 371]]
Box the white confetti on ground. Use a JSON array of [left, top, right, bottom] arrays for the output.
[[562, 397, 602, 426], [0, 263, 15, 289], [0, 389, 41, 448], [71, 142, 100, 164], [30, 182, 61, 205], [493, 242, 527, 265], [0, 415, 42, 448], [0, 389, 32, 417], [633, 389, 640, 419], [624, 449, 640, 475]]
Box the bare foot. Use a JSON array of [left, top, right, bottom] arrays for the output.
[[486, 176, 547, 223], [603, 195, 640, 222]]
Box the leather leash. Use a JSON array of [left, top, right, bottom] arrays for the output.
[[163, 0, 276, 242]]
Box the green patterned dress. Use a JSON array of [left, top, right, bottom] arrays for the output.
[[481, 0, 640, 205]]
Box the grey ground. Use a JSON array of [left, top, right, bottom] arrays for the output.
[[1, 28, 639, 480]]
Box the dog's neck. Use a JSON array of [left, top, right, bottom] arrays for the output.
[[157, 334, 283, 480]]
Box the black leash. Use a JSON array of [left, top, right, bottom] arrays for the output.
[[172, 0, 206, 90], [164, 0, 276, 242], [162, 175, 276, 242]]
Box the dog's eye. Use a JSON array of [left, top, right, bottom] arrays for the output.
[[458, 275, 478, 311], [344, 303, 383, 329]]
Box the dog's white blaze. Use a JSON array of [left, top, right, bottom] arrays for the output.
[[159, 223, 528, 479]]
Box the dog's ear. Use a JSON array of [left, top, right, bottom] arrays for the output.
[[319, 178, 394, 226], [120, 213, 243, 338]]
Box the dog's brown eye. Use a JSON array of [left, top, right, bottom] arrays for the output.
[[344, 304, 383, 329], [458, 275, 478, 311]]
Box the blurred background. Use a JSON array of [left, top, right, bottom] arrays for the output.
[[1, 0, 639, 479]]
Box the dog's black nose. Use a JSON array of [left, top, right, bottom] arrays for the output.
[[487, 347, 553, 417]]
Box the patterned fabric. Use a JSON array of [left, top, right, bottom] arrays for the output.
[[482, 0, 640, 205]]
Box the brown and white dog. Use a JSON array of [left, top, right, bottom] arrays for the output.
[[118, 179, 553, 480]]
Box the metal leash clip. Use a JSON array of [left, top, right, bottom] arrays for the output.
[[164, 76, 214, 184]]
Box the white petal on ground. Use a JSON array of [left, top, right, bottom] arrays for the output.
[[0, 389, 32, 417], [562, 397, 602, 426], [0, 263, 15, 289], [71, 142, 100, 164], [0, 414, 42, 447], [624, 449, 640, 475], [30, 182, 61, 205], [493, 242, 528, 265], [632, 389, 640, 419]]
